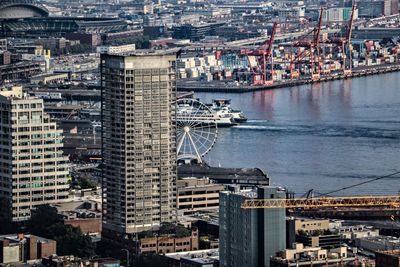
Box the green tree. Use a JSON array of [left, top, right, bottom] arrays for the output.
[[48, 224, 95, 257], [175, 224, 191, 238], [297, 229, 308, 236], [323, 229, 333, 235], [159, 222, 175, 235], [312, 229, 324, 236], [159, 222, 190, 237], [70, 176, 98, 190], [27, 205, 95, 258], [28, 204, 61, 237], [79, 176, 98, 189]]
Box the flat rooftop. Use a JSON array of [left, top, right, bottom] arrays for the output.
[[164, 248, 219, 262], [178, 162, 269, 185], [102, 48, 181, 57]]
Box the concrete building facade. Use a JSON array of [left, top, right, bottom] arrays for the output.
[[96, 44, 136, 54], [0, 87, 69, 221], [219, 187, 286, 267], [101, 50, 178, 237], [177, 177, 223, 214]]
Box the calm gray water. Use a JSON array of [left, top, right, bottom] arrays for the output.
[[197, 72, 400, 197]]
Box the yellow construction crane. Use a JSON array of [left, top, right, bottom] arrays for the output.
[[241, 196, 400, 209]]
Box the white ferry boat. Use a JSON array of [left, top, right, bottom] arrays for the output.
[[177, 104, 235, 127], [210, 99, 248, 123]]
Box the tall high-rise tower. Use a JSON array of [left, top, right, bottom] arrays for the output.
[[0, 86, 70, 221], [219, 186, 286, 267], [101, 50, 177, 238]]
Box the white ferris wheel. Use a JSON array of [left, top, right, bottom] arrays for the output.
[[176, 98, 218, 163]]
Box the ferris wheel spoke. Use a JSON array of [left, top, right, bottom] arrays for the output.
[[193, 131, 217, 139], [176, 129, 184, 137], [176, 98, 217, 162], [177, 132, 186, 155], [191, 134, 210, 152], [190, 121, 211, 129], [189, 103, 202, 121], [187, 131, 202, 162], [184, 101, 196, 122], [187, 137, 194, 159], [177, 120, 185, 127], [192, 131, 216, 143], [182, 137, 189, 157], [188, 120, 205, 129], [191, 130, 216, 146], [191, 128, 217, 137]]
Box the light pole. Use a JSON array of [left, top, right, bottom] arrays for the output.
[[121, 249, 129, 267]]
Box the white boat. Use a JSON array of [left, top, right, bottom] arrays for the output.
[[210, 99, 248, 123], [177, 104, 236, 127]]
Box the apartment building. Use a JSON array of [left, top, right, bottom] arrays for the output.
[[101, 49, 178, 238], [0, 86, 69, 221]]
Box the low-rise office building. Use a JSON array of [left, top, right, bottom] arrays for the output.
[[296, 234, 341, 249], [0, 61, 41, 84], [177, 177, 224, 214], [162, 249, 219, 267], [139, 228, 199, 254], [271, 243, 354, 267], [337, 225, 379, 240], [286, 218, 338, 249], [288, 218, 330, 235], [42, 255, 120, 267]]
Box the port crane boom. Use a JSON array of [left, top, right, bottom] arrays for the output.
[[241, 196, 400, 209]]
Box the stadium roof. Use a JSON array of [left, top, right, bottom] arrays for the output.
[[0, 0, 49, 19]]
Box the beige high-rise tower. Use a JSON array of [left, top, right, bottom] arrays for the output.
[[101, 50, 177, 238], [0, 86, 69, 221]]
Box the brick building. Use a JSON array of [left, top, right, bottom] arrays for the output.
[[0, 234, 56, 264], [65, 33, 101, 48], [139, 228, 199, 254], [375, 250, 400, 267]]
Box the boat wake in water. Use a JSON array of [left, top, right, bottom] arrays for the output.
[[233, 122, 400, 140]]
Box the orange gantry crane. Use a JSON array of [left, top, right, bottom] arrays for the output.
[[325, 5, 357, 76], [286, 7, 324, 80], [241, 195, 400, 209], [242, 21, 278, 86], [287, 5, 357, 80]]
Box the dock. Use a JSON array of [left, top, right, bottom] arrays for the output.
[[177, 63, 400, 93]]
